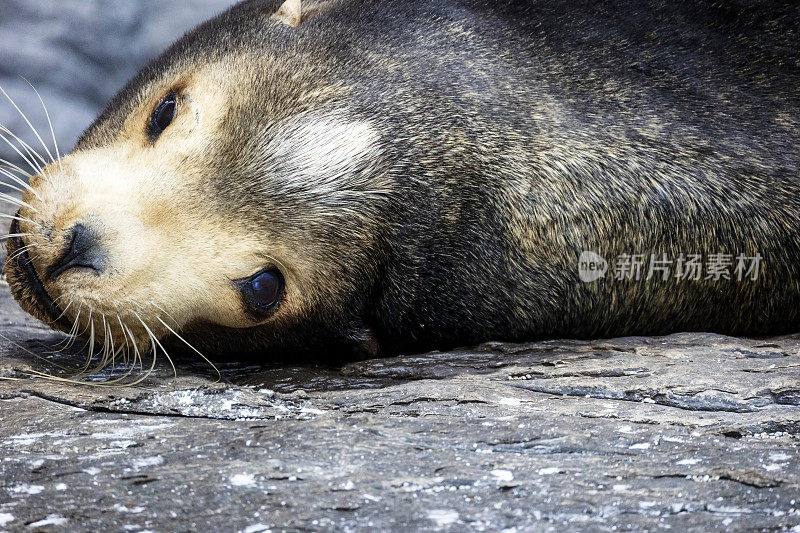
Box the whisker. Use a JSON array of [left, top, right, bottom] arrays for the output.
[[102, 315, 111, 366], [122, 323, 143, 380], [23, 79, 62, 172], [19, 294, 84, 360], [0, 157, 31, 177], [126, 315, 159, 386], [97, 314, 123, 378], [1, 168, 41, 200], [0, 192, 39, 213], [1, 232, 34, 241], [0, 84, 58, 169], [0, 316, 93, 374], [53, 300, 75, 322], [0, 128, 48, 180], [117, 314, 132, 371], [15, 365, 158, 389], [3, 239, 37, 251], [0, 168, 42, 201], [6, 243, 38, 264], [150, 302, 181, 329], [77, 309, 95, 376], [0, 125, 49, 169], [134, 312, 176, 378], [107, 315, 118, 373], [96, 343, 127, 382], [44, 304, 86, 354], [29, 337, 85, 373], [0, 181, 26, 195], [86, 314, 111, 375], [0, 192, 23, 204], [0, 306, 153, 387], [155, 315, 220, 382], [60, 305, 83, 349], [0, 331, 74, 375], [116, 318, 142, 377], [79, 313, 129, 383]]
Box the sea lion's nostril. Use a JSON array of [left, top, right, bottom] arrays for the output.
[[47, 223, 107, 280]]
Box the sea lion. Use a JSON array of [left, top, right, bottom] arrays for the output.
[[3, 0, 800, 362]]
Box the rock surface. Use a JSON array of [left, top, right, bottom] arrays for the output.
[[0, 282, 799, 532]]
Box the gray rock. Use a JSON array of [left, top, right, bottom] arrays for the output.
[[0, 282, 798, 531]]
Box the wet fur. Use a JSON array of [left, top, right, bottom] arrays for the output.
[[15, 0, 800, 357]]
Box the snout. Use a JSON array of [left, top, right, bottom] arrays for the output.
[[5, 218, 69, 328], [47, 223, 107, 280], [4, 185, 109, 331]]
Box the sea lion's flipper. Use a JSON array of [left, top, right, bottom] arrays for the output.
[[347, 324, 382, 360]]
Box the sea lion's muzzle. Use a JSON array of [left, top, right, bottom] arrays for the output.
[[5, 218, 69, 329], [46, 223, 106, 280]]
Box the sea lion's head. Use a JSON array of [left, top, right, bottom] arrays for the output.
[[4, 0, 395, 360]]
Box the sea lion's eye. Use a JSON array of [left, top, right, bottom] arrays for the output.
[[237, 268, 285, 316], [148, 93, 176, 141]]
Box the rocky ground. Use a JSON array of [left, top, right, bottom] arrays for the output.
[[0, 281, 799, 532]]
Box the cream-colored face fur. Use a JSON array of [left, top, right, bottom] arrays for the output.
[[11, 59, 384, 353]]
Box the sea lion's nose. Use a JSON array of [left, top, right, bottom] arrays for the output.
[[47, 223, 107, 279]]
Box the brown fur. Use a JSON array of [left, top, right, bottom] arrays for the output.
[[5, 0, 800, 362]]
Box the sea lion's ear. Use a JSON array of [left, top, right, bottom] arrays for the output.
[[272, 0, 303, 27]]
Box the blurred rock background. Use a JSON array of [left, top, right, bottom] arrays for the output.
[[0, 0, 238, 198]]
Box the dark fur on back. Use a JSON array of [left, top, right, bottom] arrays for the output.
[[78, 0, 800, 357]]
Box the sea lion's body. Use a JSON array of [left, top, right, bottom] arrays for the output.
[[5, 0, 800, 359]]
